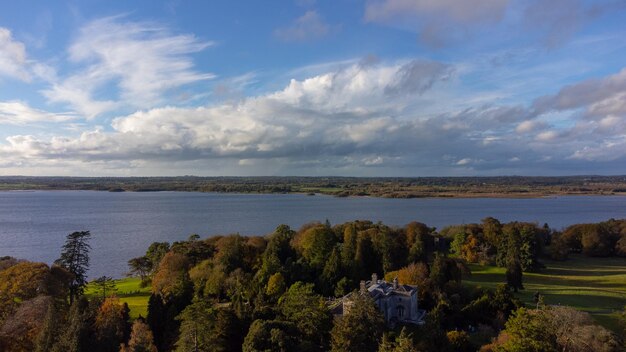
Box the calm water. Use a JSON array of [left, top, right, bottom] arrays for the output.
[[1, 191, 625, 278]]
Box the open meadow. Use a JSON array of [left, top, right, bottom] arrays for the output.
[[86, 277, 151, 319], [464, 255, 626, 331]]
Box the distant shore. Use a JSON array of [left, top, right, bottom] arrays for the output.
[[1, 175, 625, 199]]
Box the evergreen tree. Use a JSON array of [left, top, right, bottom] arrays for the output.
[[242, 319, 299, 352], [341, 224, 358, 279], [330, 293, 385, 352], [55, 231, 92, 304], [320, 247, 342, 296], [505, 230, 524, 292], [92, 276, 117, 300], [279, 282, 333, 351], [174, 299, 216, 352], [35, 302, 61, 352], [213, 308, 244, 352], [146, 294, 165, 350], [378, 328, 418, 352], [51, 297, 96, 352]]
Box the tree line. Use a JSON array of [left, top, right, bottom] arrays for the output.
[[1, 219, 624, 351]]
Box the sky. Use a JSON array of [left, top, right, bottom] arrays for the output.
[[0, 0, 625, 176]]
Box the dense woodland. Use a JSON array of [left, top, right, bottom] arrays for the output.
[[1, 175, 626, 198], [1, 218, 625, 351]]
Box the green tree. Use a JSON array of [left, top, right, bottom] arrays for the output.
[[55, 231, 92, 304], [51, 297, 97, 352], [266, 272, 286, 298], [330, 293, 385, 352], [341, 224, 358, 277], [127, 257, 152, 284], [504, 230, 524, 292], [92, 276, 117, 300], [174, 299, 216, 352], [320, 247, 342, 296], [378, 328, 418, 352], [34, 301, 61, 352], [242, 319, 299, 352], [279, 282, 333, 351], [145, 242, 170, 274]]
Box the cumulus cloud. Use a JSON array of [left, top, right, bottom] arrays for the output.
[[364, 0, 509, 47], [0, 101, 76, 125], [42, 16, 215, 118], [0, 28, 30, 81], [274, 11, 335, 42], [0, 60, 462, 171], [2, 59, 626, 176]]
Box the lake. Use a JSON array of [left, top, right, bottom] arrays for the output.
[[0, 191, 625, 278]]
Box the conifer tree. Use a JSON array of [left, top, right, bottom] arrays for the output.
[[55, 231, 91, 304], [330, 293, 384, 352]]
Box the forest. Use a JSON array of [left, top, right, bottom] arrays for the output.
[[1, 218, 625, 352], [1, 175, 626, 198]]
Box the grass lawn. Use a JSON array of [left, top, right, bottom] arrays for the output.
[[464, 255, 626, 331], [86, 277, 151, 319]]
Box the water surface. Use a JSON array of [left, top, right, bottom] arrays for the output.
[[1, 191, 624, 278]]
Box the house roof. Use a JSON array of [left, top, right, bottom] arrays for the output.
[[366, 279, 417, 298]]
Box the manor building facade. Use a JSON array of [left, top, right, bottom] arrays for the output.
[[337, 273, 426, 327]]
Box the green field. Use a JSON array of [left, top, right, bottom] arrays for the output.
[[464, 255, 626, 331], [86, 277, 151, 319]]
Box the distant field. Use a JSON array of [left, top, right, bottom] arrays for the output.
[[1, 175, 626, 198], [464, 255, 626, 331], [86, 277, 151, 319]]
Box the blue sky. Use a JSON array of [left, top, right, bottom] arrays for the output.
[[0, 0, 625, 176]]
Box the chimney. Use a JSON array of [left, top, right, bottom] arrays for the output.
[[371, 273, 378, 284], [393, 277, 399, 289]]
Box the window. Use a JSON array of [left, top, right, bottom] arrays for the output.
[[396, 305, 405, 318]]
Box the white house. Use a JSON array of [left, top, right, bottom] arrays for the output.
[[337, 273, 426, 327]]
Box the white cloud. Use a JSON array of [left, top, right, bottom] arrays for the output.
[[456, 158, 473, 165], [2, 59, 626, 176], [274, 11, 334, 42], [42, 16, 215, 118], [516, 119, 545, 133], [0, 101, 76, 125], [0, 28, 30, 81]]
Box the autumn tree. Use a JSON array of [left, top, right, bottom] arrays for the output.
[[0, 296, 53, 352], [488, 306, 621, 352], [55, 231, 92, 304], [94, 297, 130, 352], [120, 319, 157, 352]]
